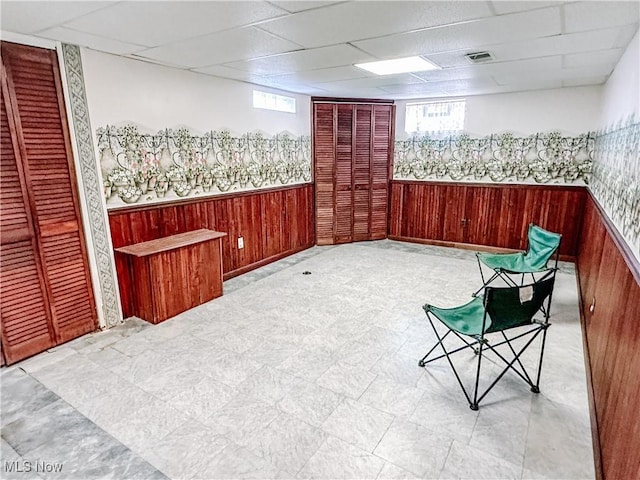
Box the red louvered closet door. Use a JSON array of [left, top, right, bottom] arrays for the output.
[[0, 42, 97, 364], [312, 99, 394, 245]]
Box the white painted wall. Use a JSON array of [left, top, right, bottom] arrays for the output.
[[601, 29, 639, 125], [81, 49, 311, 135], [395, 85, 602, 138]]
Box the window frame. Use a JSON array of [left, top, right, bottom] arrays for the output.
[[253, 90, 296, 114], [404, 99, 466, 135]]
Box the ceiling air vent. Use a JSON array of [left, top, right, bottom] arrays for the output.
[[465, 51, 493, 64]]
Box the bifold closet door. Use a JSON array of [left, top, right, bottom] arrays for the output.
[[313, 101, 394, 245], [314, 102, 355, 244], [0, 42, 97, 364]]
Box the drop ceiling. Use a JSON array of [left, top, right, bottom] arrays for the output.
[[1, 1, 638, 99]]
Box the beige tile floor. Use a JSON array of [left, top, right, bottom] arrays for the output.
[[1, 240, 594, 479]]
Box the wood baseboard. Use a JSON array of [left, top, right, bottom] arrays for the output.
[[223, 244, 314, 281], [574, 267, 604, 480], [388, 235, 576, 262]]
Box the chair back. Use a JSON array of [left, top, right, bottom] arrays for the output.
[[523, 224, 562, 270], [483, 273, 555, 334]]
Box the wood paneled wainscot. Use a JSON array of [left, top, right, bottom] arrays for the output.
[[108, 184, 314, 318], [115, 229, 225, 324], [576, 192, 640, 480], [389, 180, 587, 258]]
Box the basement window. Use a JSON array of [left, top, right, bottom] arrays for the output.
[[253, 90, 296, 113], [405, 100, 466, 134]]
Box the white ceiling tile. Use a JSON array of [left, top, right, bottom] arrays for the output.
[[36, 27, 146, 56], [250, 78, 330, 95], [431, 77, 498, 91], [353, 6, 562, 59], [480, 56, 563, 75], [412, 66, 484, 82], [441, 85, 509, 96], [466, 78, 564, 95], [562, 75, 608, 87], [267, 1, 342, 13], [224, 44, 372, 75], [378, 83, 448, 95], [561, 64, 618, 80], [316, 73, 425, 90], [135, 27, 300, 69], [413, 56, 562, 83], [491, 1, 565, 15], [422, 25, 632, 69], [257, 66, 375, 84], [64, 1, 289, 48], [613, 24, 639, 48], [494, 62, 613, 85], [0, 1, 112, 34], [564, 1, 640, 33], [487, 28, 626, 63], [191, 65, 268, 83], [422, 52, 474, 69], [308, 84, 390, 98], [259, 1, 494, 48], [564, 49, 623, 69]]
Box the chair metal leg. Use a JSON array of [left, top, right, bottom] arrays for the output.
[[470, 337, 485, 411], [419, 328, 482, 366], [472, 253, 493, 297], [532, 324, 550, 393], [500, 330, 534, 386], [418, 329, 453, 367], [423, 314, 474, 406], [475, 328, 545, 405]]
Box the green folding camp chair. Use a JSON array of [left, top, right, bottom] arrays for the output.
[[419, 269, 556, 410], [472, 224, 561, 297]]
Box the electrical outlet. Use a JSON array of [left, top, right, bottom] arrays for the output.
[[237, 236, 244, 249]]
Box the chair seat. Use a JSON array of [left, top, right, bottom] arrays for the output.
[[476, 251, 549, 274], [424, 297, 490, 336]]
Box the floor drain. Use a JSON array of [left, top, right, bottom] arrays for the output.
[[302, 271, 312, 275]]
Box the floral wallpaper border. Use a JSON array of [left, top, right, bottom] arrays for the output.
[[97, 125, 311, 208], [591, 115, 640, 257], [62, 44, 122, 328], [393, 131, 595, 184]]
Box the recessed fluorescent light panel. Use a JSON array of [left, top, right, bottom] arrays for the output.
[[354, 56, 440, 75]]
